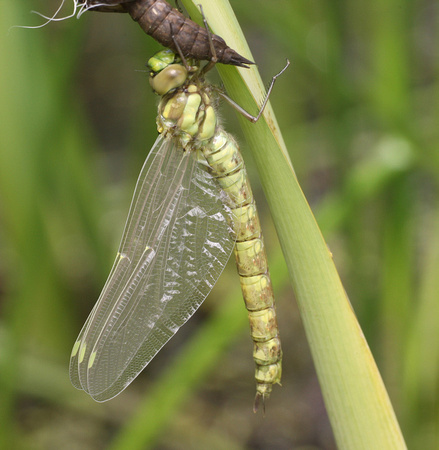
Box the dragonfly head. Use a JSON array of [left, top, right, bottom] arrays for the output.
[[148, 49, 199, 96]]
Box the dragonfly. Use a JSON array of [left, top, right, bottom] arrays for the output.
[[69, 48, 288, 411], [79, 0, 254, 67]]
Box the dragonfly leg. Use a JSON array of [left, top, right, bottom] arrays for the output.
[[169, 22, 190, 70], [217, 59, 290, 123], [169, 4, 217, 76], [174, 0, 184, 14], [198, 4, 218, 76]]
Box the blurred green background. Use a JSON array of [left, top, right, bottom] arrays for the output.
[[1, 0, 438, 448]]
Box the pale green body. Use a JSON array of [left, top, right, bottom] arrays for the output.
[[157, 79, 282, 406], [70, 51, 282, 408]]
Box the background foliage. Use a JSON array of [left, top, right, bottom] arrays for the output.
[[0, 0, 438, 448]]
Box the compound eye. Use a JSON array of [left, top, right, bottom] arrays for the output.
[[150, 64, 188, 95]]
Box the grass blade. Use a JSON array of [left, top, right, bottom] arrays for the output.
[[183, 0, 407, 448]]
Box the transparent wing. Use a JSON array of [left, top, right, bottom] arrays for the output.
[[69, 136, 236, 401]]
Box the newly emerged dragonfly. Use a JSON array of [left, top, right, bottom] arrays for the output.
[[70, 49, 287, 411], [80, 0, 254, 67]]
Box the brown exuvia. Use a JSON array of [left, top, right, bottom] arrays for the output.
[[83, 0, 254, 68]]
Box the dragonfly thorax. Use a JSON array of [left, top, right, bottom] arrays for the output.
[[157, 83, 218, 150]]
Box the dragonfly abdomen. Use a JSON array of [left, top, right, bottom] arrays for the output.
[[202, 130, 282, 411]]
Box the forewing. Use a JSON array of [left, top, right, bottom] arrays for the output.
[[70, 136, 236, 401]]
